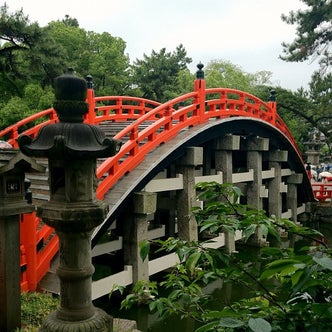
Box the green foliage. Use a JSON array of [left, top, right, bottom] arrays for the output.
[[131, 44, 192, 102], [36, 87, 54, 110], [193, 182, 280, 243], [120, 183, 332, 331], [0, 96, 31, 129], [20, 291, 58, 331], [280, 0, 332, 156], [23, 84, 44, 109], [280, 0, 331, 74], [204, 60, 272, 96], [0, 4, 66, 96], [47, 21, 130, 95], [120, 280, 158, 310]]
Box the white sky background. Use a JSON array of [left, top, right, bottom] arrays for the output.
[[4, 0, 320, 90]]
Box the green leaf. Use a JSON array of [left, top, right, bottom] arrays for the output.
[[291, 270, 304, 287], [280, 263, 305, 276], [202, 252, 214, 269], [222, 224, 236, 234], [178, 247, 186, 262], [218, 317, 245, 328], [186, 251, 201, 272], [311, 303, 332, 318], [266, 224, 280, 240], [260, 224, 269, 238], [195, 321, 219, 332], [313, 255, 332, 271], [149, 299, 165, 316], [233, 186, 242, 200], [242, 224, 257, 241], [200, 221, 219, 233], [260, 259, 303, 279], [248, 318, 272, 332], [139, 240, 150, 261]]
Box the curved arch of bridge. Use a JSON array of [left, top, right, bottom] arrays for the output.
[[92, 115, 313, 246]]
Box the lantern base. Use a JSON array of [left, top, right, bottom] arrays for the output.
[[39, 307, 113, 332]]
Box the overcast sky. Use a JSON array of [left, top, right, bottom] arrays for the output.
[[4, 0, 319, 91]]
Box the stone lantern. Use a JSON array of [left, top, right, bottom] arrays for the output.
[[0, 149, 44, 331], [18, 69, 120, 331]]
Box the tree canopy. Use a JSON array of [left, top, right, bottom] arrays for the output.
[[130, 44, 192, 102], [280, 0, 331, 75], [204, 60, 273, 96], [0, 3, 62, 99], [280, 0, 332, 158]]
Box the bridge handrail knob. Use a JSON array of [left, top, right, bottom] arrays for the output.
[[86, 74, 93, 89], [196, 62, 204, 79], [269, 89, 276, 102]]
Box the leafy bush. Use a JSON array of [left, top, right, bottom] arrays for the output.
[[120, 182, 332, 332]]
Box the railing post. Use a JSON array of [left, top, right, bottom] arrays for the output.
[[85, 74, 96, 124], [268, 89, 277, 125], [20, 212, 38, 290], [306, 162, 312, 181], [194, 63, 206, 121]]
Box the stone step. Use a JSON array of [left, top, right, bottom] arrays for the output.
[[113, 318, 141, 332]]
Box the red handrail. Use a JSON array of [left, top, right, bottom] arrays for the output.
[[0, 96, 161, 148], [96, 83, 301, 199], [91, 96, 161, 124], [311, 182, 332, 201], [20, 212, 59, 291], [0, 108, 58, 148], [20, 245, 29, 292]]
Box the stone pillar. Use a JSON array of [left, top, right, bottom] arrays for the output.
[[214, 135, 240, 253], [286, 173, 303, 223], [268, 150, 288, 219], [244, 137, 269, 247], [244, 136, 269, 210], [19, 70, 120, 332], [176, 147, 203, 242], [215, 135, 240, 183], [157, 165, 177, 238], [124, 192, 157, 283]]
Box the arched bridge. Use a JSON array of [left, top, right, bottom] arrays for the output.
[[0, 68, 315, 298]]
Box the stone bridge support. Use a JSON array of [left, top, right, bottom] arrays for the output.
[[243, 136, 269, 246], [268, 150, 288, 219], [176, 147, 203, 242], [214, 135, 240, 252], [124, 192, 157, 283], [286, 173, 303, 223], [245, 136, 269, 210]]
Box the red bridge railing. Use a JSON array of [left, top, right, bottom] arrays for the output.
[[95, 79, 299, 199], [0, 76, 303, 292], [311, 182, 332, 202]]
